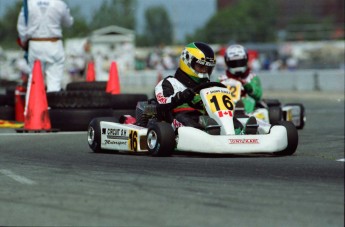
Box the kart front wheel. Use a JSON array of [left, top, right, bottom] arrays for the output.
[[276, 121, 298, 156], [87, 117, 118, 153], [147, 122, 175, 157]]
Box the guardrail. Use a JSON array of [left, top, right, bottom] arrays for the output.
[[117, 69, 344, 95]]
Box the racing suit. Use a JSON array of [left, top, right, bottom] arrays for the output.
[[17, 0, 74, 115], [219, 68, 262, 113], [155, 68, 208, 129]]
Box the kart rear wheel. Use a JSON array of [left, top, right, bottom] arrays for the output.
[[262, 98, 281, 107], [269, 106, 282, 125], [276, 121, 298, 156], [87, 117, 118, 153], [147, 122, 175, 157]]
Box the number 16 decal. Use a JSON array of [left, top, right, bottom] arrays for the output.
[[209, 94, 234, 112], [129, 130, 138, 152]]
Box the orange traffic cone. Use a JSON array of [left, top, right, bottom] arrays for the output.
[[20, 60, 51, 131], [106, 61, 120, 94], [86, 61, 96, 82]]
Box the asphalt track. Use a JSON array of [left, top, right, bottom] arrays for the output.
[[0, 91, 344, 226]]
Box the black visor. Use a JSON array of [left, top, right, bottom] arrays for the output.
[[227, 59, 247, 68], [191, 58, 214, 75]]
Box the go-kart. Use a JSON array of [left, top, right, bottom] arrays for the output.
[[87, 82, 298, 156], [220, 78, 306, 129]]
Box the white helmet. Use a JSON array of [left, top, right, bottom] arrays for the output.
[[224, 44, 248, 77]]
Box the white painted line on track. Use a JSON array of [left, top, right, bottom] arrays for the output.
[[0, 169, 37, 185], [336, 158, 345, 162], [0, 132, 86, 136]]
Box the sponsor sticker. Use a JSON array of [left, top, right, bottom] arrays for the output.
[[107, 128, 128, 139], [229, 138, 259, 144], [172, 119, 183, 129], [156, 92, 167, 104]]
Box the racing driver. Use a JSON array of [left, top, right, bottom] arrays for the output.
[[218, 44, 263, 114], [154, 42, 257, 135]]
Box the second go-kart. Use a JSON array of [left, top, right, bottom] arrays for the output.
[[87, 82, 298, 157], [220, 78, 306, 129]]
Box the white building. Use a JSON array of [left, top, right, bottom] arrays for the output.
[[65, 25, 136, 82]]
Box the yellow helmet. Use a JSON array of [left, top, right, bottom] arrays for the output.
[[179, 42, 216, 80]]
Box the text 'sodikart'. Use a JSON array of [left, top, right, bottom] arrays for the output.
[[87, 82, 298, 157]]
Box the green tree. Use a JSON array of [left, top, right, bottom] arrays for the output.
[[0, 1, 93, 49], [89, 0, 136, 30], [64, 1, 92, 38], [0, 1, 22, 49], [286, 15, 336, 41], [138, 6, 173, 46], [187, 0, 277, 44]]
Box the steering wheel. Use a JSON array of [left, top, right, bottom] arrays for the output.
[[192, 82, 227, 93]]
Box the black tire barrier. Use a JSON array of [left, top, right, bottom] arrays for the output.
[[47, 91, 112, 109], [110, 94, 148, 109], [0, 94, 7, 106], [66, 81, 107, 91], [5, 86, 16, 107], [0, 106, 15, 120], [49, 108, 114, 131]]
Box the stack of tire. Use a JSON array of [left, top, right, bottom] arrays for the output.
[[47, 81, 148, 131], [0, 81, 17, 121]]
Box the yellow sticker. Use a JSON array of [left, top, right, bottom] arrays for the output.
[[128, 130, 138, 152], [205, 92, 234, 113], [226, 83, 242, 102]]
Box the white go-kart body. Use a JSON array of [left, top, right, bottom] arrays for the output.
[[87, 83, 298, 156]]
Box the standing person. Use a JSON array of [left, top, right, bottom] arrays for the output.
[[218, 44, 263, 114], [17, 0, 74, 108]]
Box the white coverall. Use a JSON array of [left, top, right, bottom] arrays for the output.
[[17, 0, 74, 98]]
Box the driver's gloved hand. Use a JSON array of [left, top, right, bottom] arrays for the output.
[[175, 88, 195, 103], [243, 83, 253, 94]]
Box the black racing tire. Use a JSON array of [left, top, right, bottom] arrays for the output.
[[262, 98, 281, 107], [284, 103, 306, 129], [276, 121, 299, 156], [147, 122, 175, 157], [0, 105, 14, 120], [47, 91, 112, 109], [269, 106, 283, 125], [87, 117, 119, 153], [110, 94, 148, 109], [49, 108, 113, 131], [66, 81, 107, 91]]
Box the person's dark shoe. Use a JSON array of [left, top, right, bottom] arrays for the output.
[[243, 116, 258, 134], [235, 100, 247, 117]]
